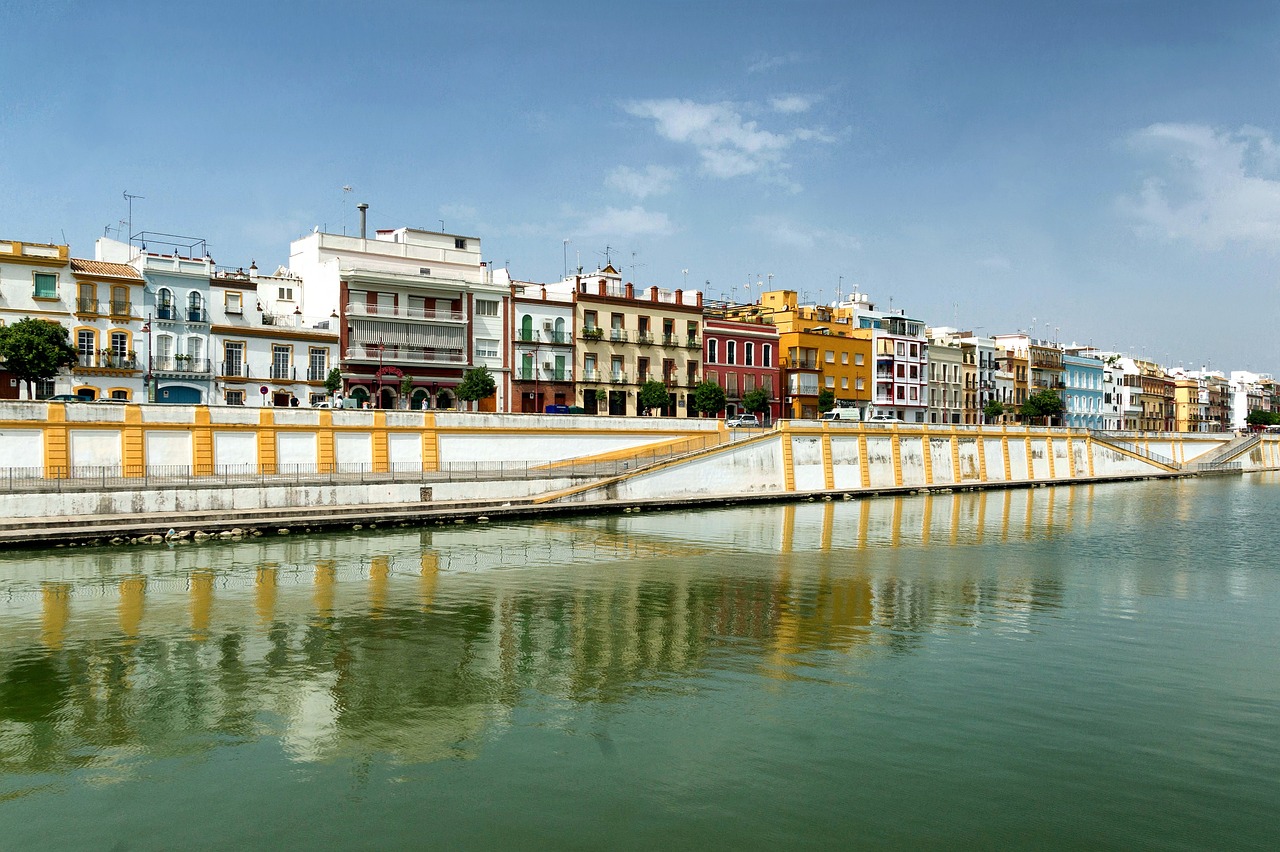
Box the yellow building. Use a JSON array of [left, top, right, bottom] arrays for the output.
[[730, 291, 871, 418]]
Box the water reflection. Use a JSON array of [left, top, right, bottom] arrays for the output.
[[0, 480, 1260, 782]]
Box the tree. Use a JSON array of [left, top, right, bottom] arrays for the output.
[[817, 389, 836, 413], [455, 366, 496, 408], [1245, 409, 1279, 427], [638, 380, 671, 414], [982, 400, 1004, 423], [324, 366, 343, 395], [691, 380, 726, 417], [0, 318, 77, 397], [741, 387, 770, 417], [1020, 389, 1064, 424]]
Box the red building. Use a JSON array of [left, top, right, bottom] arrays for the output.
[[702, 315, 782, 423]]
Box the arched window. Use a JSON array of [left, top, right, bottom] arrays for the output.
[[187, 291, 204, 321], [745, 342, 755, 366], [708, 338, 718, 364], [726, 341, 736, 365], [554, 316, 565, 341], [520, 315, 534, 341], [762, 343, 772, 366], [157, 287, 174, 319]]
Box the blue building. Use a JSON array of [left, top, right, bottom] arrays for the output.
[[1062, 351, 1105, 430]]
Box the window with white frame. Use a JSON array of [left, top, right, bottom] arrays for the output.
[[226, 291, 243, 314], [476, 338, 499, 358], [476, 299, 499, 317], [708, 338, 718, 363]]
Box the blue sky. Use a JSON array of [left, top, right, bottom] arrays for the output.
[[3, 0, 1279, 369]]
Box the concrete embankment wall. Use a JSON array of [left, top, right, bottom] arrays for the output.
[[0, 402, 719, 475], [549, 423, 1186, 504]]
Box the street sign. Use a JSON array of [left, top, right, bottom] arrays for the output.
[[259, 385, 269, 396]]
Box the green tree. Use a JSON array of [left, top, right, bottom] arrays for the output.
[[690, 380, 727, 417], [455, 366, 496, 408], [1020, 389, 1064, 424], [324, 366, 343, 394], [1245, 409, 1279, 427], [741, 387, 770, 417], [982, 399, 1005, 423], [638, 380, 671, 414], [817, 389, 836, 413], [0, 318, 77, 397]]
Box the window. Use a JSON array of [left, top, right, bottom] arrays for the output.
[[77, 330, 95, 364], [856, 378, 865, 390], [825, 376, 835, 389], [226, 390, 245, 406], [854, 353, 864, 366], [455, 238, 467, 249], [226, 291, 243, 314], [309, 393, 327, 406], [34, 272, 57, 299], [476, 338, 499, 359], [35, 378, 56, 399], [309, 348, 327, 380], [110, 389, 130, 400], [584, 310, 598, 330], [841, 377, 849, 389], [110, 331, 128, 358], [272, 344, 291, 379], [708, 339, 718, 363], [745, 342, 754, 366], [224, 342, 245, 376], [910, 343, 919, 358], [825, 350, 835, 363], [910, 386, 918, 401], [476, 299, 499, 317], [726, 341, 736, 365], [841, 352, 848, 364], [896, 342, 905, 357], [762, 344, 772, 366], [111, 285, 129, 315], [278, 286, 294, 301]]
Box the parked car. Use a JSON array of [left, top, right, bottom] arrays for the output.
[[46, 394, 88, 402], [726, 414, 761, 428], [865, 412, 905, 423], [820, 408, 861, 421]]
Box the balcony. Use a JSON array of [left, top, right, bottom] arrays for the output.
[[686, 374, 700, 387], [222, 361, 250, 378], [109, 300, 133, 317], [518, 367, 569, 382], [582, 367, 601, 382], [581, 327, 603, 341], [661, 333, 679, 346], [685, 336, 701, 349], [271, 365, 296, 381], [76, 298, 100, 315], [517, 329, 539, 343], [664, 375, 679, 388], [153, 356, 212, 375], [610, 372, 628, 384], [186, 308, 209, 324], [156, 305, 176, 321], [345, 302, 466, 323], [609, 329, 628, 343], [344, 345, 466, 365], [75, 353, 139, 370], [785, 358, 818, 370], [636, 332, 655, 345], [544, 331, 570, 344], [307, 366, 329, 381]]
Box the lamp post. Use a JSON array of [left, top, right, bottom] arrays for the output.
[[376, 338, 385, 408], [142, 314, 153, 403]]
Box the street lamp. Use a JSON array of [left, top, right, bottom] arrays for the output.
[[142, 314, 153, 402]]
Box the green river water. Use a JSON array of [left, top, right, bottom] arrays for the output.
[[0, 476, 1277, 850]]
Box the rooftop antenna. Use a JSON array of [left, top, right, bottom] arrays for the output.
[[837, 275, 843, 302], [341, 185, 353, 235], [682, 268, 689, 289], [123, 190, 144, 251], [595, 245, 614, 268], [628, 250, 646, 279], [440, 219, 445, 232]]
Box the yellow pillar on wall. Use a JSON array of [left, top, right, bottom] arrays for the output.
[[821, 431, 835, 490], [1086, 435, 1096, 477], [122, 404, 144, 475], [780, 425, 796, 491], [422, 413, 439, 472], [44, 403, 69, 478], [257, 409, 276, 475], [317, 411, 335, 473], [858, 432, 871, 489], [977, 432, 988, 479], [891, 432, 903, 487], [372, 411, 389, 473], [950, 429, 962, 482], [193, 406, 214, 475], [1046, 436, 1056, 478], [1001, 433, 1012, 480]]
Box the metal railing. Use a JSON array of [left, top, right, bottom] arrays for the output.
[[271, 365, 295, 381], [222, 361, 249, 378], [153, 356, 212, 374], [345, 302, 466, 322], [307, 366, 329, 381]]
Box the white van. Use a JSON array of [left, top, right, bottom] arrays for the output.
[[820, 408, 861, 422]]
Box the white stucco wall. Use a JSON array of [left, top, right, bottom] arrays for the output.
[[983, 438, 1006, 480], [791, 435, 825, 491], [929, 438, 954, 484], [899, 436, 926, 487], [69, 429, 122, 471], [146, 430, 193, 470], [214, 432, 258, 468], [388, 432, 423, 472], [334, 432, 373, 468], [830, 436, 861, 489], [0, 428, 43, 473], [865, 436, 895, 488], [277, 432, 318, 468]]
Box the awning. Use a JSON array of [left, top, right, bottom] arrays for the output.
[[350, 319, 464, 349]]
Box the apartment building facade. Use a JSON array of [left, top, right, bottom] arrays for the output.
[[511, 281, 575, 412], [702, 315, 782, 423]]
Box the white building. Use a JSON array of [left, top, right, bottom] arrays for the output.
[[510, 278, 575, 412], [288, 217, 510, 410]]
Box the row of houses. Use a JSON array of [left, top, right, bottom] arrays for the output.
[[1, 215, 1274, 431]]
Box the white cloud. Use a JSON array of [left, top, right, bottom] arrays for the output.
[[1121, 122, 1280, 250], [749, 215, 860, 252], [578, 206, 674, 238], [747, 52, 803, 74], [605, 164, 678, 199], [623, 98, 832, 181], [770, 94, 817, 114]]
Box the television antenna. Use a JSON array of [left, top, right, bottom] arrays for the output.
[[341, 185, 353, 234], [123, 191, 144, 249]]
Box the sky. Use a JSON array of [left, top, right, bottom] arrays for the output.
[[3, 0, 1280, 371]]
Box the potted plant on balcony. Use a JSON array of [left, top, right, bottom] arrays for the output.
[[582, 326, 603, 341]]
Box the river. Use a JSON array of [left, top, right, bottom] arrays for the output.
[[1, 476, 1277, 849]]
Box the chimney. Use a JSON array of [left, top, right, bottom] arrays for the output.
[[357, 203, 369, 239], [248, 260, 258, 281], [625, 283, 634, 299]]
